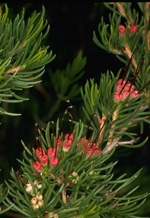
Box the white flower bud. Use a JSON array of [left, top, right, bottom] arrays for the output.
[[31, 197, 37, 205], [36, 193, 43, 200], [26, 184, 33, 194], [32, 202, 39, 210], [38, 199, 44, 207], [33, 180, 38, 186], [47, 213, 59, 218], [89, 170, 94, 175], [36, 183, 42, 189], [72, 172, 78, 176]]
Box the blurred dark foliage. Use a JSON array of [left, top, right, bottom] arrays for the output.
[[0, 3, 150, 216]]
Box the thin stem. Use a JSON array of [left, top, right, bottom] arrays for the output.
[[62, 189, 67, 204], [108, 109, 118, 143], [96, 114, 106, 147], [121, 50, 135, 84], [124, 44, 137, 69], [129, 58, 144, 92]]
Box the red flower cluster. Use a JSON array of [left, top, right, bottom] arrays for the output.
[[55, 133, 74, 152], [33, 133, 102, 173], [56, 133, 102, 156], [118, 24, 138, 36], [33, 147, 59, 172], [114, 79, 139, 102], [77, 137, 102, 157]]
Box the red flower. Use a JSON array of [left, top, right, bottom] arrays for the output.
[[39, 154, 48, 166], [116, 84, 123, 92], [64, 133, 74, 141], [49, 156, 59, 167], [118, 25, 126, 36], [86, 148, 94, 157], [114, 92, 123, 102], [35, 148, 45, 157], [63, 139, 72, 152], [117, 79, 126, 86], [33, 161, 43, 172], [93, 148, 102, 156], [130, 90, 139, 99], [124, 83, 134, 91], [130, 25, 138, 34], [78, 138, 89, 150], [47, 148, 56, 158], [56, 138, 62, 147], [122, 91, 129, 100], [89, 143, 96, 150]]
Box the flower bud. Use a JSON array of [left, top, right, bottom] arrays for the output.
[[33, 161, 43, 172], [32, 202, 39, 210], [46, 212, 59, 218], [130, 25, 138, 34], [77, 138, 89, 151], [25, 184, 33, 194], [122, 91, 129, 100], [116, 84, 123, 92], [31, 197, 37, 205], [38, 199, 44, 207], [124, 83, 134, 91], [72, 172, 78, 177], [117, 79, 126, 86], [118, 25, 126, 36], [89, 170, 94, 175], [35, 147, 45, 157], [63, 139, 72, 152], [34, 180, 42, 189], [56, 138, 62, 147], [47, 147, 56, 158], [114, 92, 123, 102], [93, 148, 102, 156], [89, 143, 96, 149], [36, 193, 43, 200], [64, 133, 74, 141], [39, 154, 48, 166], [49, 156, 59, 167], [130, 90, 139, 99], [86, 148, 94, 157]]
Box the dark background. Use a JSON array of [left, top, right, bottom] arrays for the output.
[[0, 3, 150, 216]]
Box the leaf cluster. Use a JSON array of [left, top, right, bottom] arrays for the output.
[[93, 2, 150, 94], [0, 4, 55, 116], [49, 50, 86, 101], [81, 70, 150, 149]]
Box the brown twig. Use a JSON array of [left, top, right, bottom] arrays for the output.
[[5, 66, 24, 74], [62, 188, 67, 204], [145, 3, 150, 27], [107, 109, 118, 143], [96, 115, 106, 147], [124, 44, 137, 69], [104, 103, 150, 154]]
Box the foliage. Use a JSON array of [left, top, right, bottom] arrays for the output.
[[0, 2, 150, 218], [0, 4, 55, 116], [49, 50, 86, 101]]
